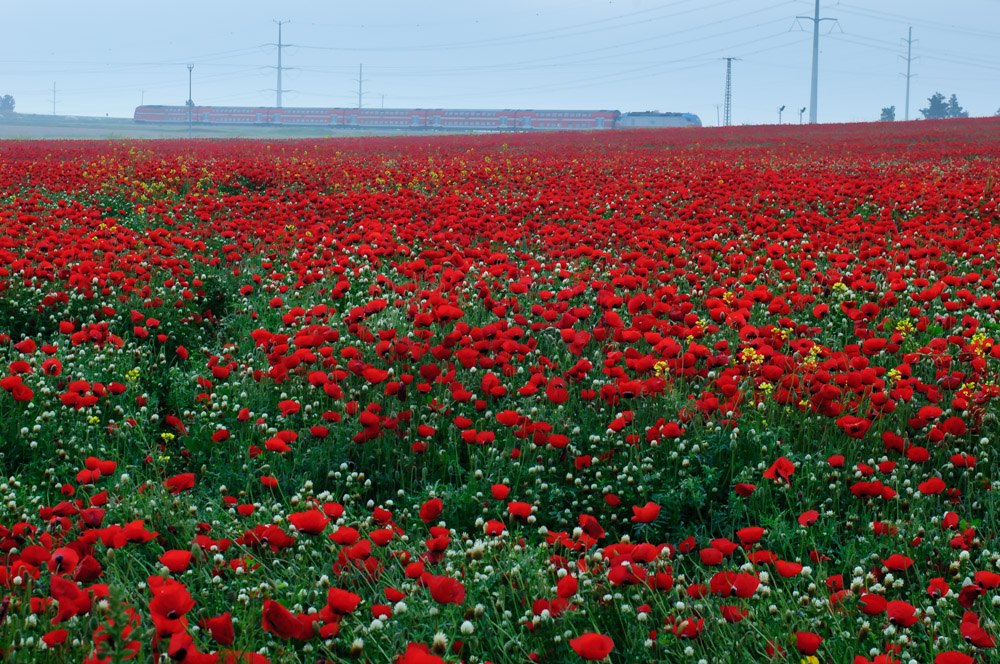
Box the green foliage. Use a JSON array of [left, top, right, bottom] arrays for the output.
[[921, 92, 969, 119], [921, 93, 949, 119], [947, 94, 970, 118]]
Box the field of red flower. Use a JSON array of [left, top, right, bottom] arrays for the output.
[[0, 118, 999, 663]]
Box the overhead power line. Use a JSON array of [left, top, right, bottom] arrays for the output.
[[834, 3, 1000, 40], [291, 0, 775, 53], [828, 33, 1000, 72], [292, 15, 795, 80], [388, 32, 805, 103]]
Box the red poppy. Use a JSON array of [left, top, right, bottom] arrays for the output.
[[201, 612, 235, 645], [163, 473, 195, 494], [886, 600, 918, 627], [795, 631, 823, 656], [918, 477, 946, 495], [798, 510, 819, 527], [882, 554, 914, 572], [261, 599, 312, 640], [149, 582, 196, 635], [111, 520, 159, 548], [48, 547, 80, 574], [159, 550, 193, 573], [49, 576, 92, 624], [557, 575, 578, 599], [288, 509, 330, 535], [736, 526, 764, 545], [630, 501, 660, 523], [508, 501, 532, 519], [419, 498, 443, 523], [763, 456, 795, 484], [425, 574, 465, 605], [396, 643, 446, 664], [278, 399, 301, 416], [569, 633, 614, 660], [485, 520, 505, 536], [860, 593, 887, 615], [710, 571, 760, 598], [721, 604, 749, 622], [934, 653, 974, 664]]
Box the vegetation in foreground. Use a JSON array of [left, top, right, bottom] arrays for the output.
[[0, 119, 999, 663]]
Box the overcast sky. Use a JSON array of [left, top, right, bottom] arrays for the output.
[[4, 0, 999, 125]]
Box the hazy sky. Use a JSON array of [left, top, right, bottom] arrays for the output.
[[4, 0, 999, 125]]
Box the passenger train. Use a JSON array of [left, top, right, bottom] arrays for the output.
[[133, 105, 701, 130]]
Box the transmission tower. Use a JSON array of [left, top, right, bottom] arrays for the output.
[[722, 57, 739, 127], [358, 65, 363, 109], [187, 64, 194, 125], [797, 0, 836, 124], [901, 27, 917, 121], [274, 20, 290, 108]]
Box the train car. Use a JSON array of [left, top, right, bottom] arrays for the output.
[[134, 105, 623, 131], [617, 111, 702, 128], [134, 105, 193, 123], [498, 109, 620, 130]]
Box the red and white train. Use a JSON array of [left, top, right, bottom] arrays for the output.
[[133, 105, 701, 130]]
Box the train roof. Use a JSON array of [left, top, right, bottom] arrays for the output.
[[136, 105, 621, 113], [621, 111, 693, 117]]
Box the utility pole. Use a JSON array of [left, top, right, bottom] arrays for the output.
[[797, 0, 836, 124], [52, 83, 56, 116], [357, 64, 364, 109], [901, 27, 916, 121], [722, 57, 739, 127], [274, 20, 289, 108], [187, 64, 194, 125]]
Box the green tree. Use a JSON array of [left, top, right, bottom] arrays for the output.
[[921, 92, 971, 119], [920, 92, 948, 119], [947, 94, 969, 118], [0, 95, 14, 112], [880, 106, 896, 122]]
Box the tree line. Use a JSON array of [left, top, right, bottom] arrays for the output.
[[882, 92, 1000, 121]]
